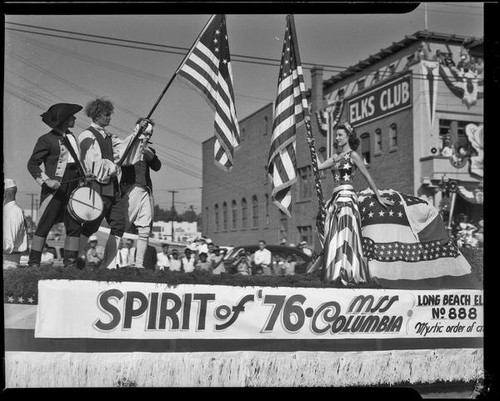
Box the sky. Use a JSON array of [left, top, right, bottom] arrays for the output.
[[3, 3, 485, 213]]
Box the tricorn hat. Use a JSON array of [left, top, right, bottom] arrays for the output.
[[41, 103, 82, 128]]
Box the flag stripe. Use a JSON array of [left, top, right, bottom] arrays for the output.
[[177, 14, 240, 171]]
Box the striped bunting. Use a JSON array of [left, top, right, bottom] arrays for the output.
[[267, 15, 308, 216], [178, 15, 240, 170]]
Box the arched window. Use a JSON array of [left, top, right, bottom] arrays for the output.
[[265, 194, 270, 228], [241, 198, 248, 229], [360, 132, 371, 165], [389, 123, 398, 149], [214, 204, 219, 232], [231, 200, 238, 230], [204, 207, 209, 233], [222, 202, 228, 231], [263, 116, 269, 135], [252, 195, 259, 228]]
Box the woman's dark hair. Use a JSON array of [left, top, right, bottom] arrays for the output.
[[337, 123, 360, 151], [85, 98, 114, 121]]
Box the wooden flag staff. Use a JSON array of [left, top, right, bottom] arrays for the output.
[[116, 15, 216, 167]]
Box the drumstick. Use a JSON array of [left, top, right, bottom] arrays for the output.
[[89, 162, 95, 200]]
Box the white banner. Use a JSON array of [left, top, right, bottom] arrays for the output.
[[35, 280, 483, 340]]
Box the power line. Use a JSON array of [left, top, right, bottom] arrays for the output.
[[7, 30, 273, 106], [5, 24, 483, 84]]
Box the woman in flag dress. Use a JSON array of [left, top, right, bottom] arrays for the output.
[[316, 123, 393, 286]]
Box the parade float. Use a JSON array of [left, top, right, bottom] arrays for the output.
[[3, 14, 484, 391], [3, 258, 483, 389]]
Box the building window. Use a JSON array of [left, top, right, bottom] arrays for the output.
[[373, 71, 380, 83], [252, 195, 259, 228], [265, 194, 270, 228], [241, 198, 248, 229], [222, 202, 228, 231], [214, 204, 219, 232], [298, 226, 313, 245], [389, 123, 398, 149], [357, 78, 365, 92], [241, 128, 246, 141], [360, 133, 371, 164], [231, 200, 237, 230], [297, 166, 312, 200], [374, 128, 382, 154], [388, 64, 396, 76], [263, 116, 269, 136]]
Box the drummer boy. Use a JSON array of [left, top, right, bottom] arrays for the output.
[[27, 103, 86, 268]]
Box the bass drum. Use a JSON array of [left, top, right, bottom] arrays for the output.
[[67, 185, 104, 223]]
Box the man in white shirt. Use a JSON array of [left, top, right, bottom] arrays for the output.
[[156, 243, 171, 271], [3, 179, 28, 269], [169, 249, 182, 271], [118, 239, 136, 267], [253, 240, 272, 275]]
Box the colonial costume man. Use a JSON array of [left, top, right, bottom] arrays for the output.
[[119, 119, 162, 268], [78, 98, 126, 269], [27, 103, 84, 268]]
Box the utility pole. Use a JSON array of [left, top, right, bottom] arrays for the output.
[[168, 190, 178, 242]]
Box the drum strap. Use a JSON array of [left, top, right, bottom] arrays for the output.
[[63, 134, 86, 178]]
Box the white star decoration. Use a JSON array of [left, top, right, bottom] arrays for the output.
[[378, 210, 385, 217], [8, 296, 14, 302], [343, 162, 351, 169], [368, 211, 374, 218], [214, 38, 218, 44], [342, 173, 350, 181], [215, 47, 219, 52], [18, 296, 24, 303], [28, 297, 34, 304], [369, 201, 375, 207], [388, 210, 394, 216]]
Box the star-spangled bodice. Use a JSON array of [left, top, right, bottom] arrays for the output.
[[331, 150, 356, 185]]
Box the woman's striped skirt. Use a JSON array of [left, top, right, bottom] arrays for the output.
[[323, 185, 371, 285]]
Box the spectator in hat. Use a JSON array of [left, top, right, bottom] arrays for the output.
[[195, 252, 212, 272], [86, 235, 104, 269], [156, 243, 171, 271], [169, 249, 182, 272], [27, 103, 86, 268], [3, 178, 28, 269], [211, 247, 225, 274]]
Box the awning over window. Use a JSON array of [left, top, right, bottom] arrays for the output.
[[457, 183, 483, 204]]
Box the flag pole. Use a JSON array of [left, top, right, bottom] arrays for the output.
[[288, 14, 327, 236], [117, 15, 216, 167]]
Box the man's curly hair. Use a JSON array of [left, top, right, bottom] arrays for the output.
[[85, 98, 114, 121]]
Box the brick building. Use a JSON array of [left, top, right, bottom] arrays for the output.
[[202, 31, 484, 249]]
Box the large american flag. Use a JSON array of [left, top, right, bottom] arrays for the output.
[[357, 189, 478, 289], [267, 15, 308, 216], [178, 15, 240, 170]]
